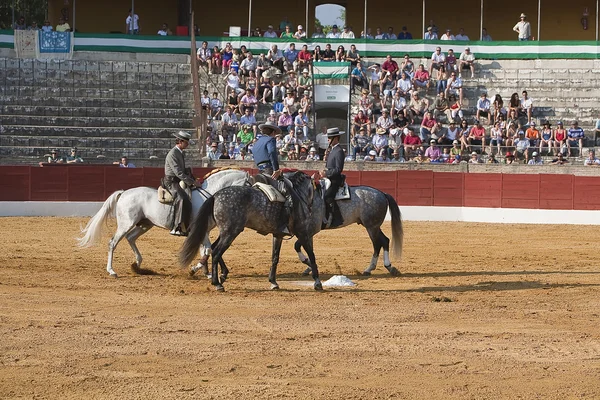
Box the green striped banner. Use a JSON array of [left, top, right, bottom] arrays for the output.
[[313, 62, 350, 79], [1, 30, 600, 59]]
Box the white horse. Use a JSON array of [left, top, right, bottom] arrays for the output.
[[77, 169, 250, 277]]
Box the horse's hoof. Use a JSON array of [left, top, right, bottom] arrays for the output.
[[189, 268, 196, 276], [220, 274, 228, 283], [215, 285, 225, 292], [362, 270, 372, 276], [270, 283, 280, 290], [109, 273, 118, 278], [314, 282, 323, 291], [301, 267, 311, 276], [388, 266, 400, 276]]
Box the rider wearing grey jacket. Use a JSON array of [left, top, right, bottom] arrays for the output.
[[165, 131, 195, 236]]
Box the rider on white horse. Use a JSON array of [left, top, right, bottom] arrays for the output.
[[165, 131, 195, 236]]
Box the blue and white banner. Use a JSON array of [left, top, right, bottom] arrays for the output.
[[13, 30, 73, 60]]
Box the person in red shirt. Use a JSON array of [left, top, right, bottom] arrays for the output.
[[352, 110, 370, 135], [468, 120, 487, 153], [403, 128, 423, 160], [381, 54, 399, 79], [419, 111, 436, 141], [296, 44, 312, 72], [412, 64, 430, 91]]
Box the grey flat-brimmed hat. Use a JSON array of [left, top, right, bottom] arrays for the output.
[[326, 127, 344, 138], [258, 121, 282, 135], [174, 131, 191, 141]]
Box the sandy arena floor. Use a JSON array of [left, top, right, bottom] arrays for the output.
[[0, 217, 599, 399]]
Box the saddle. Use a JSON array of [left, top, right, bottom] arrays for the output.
[[320, 178, 351, 201], [252, 173, 288, 203], [158, 178, 174, 204]]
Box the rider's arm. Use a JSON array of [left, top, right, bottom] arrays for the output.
[[266, 138, 280, 172]]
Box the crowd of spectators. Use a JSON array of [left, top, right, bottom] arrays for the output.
[[12, 16, 70, 32]]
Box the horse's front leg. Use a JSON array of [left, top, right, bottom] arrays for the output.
[[269, 235, 284, 290]]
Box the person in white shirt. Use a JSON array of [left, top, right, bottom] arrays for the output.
[[458, 47, 476, 78], [481, 28, 493, 41], [157, 24, 169, 36], [312, 26, 325, 38], [41, 20, 53, 32], [440, 29, 455, 40], [424, 26, 438, 40], [513, 13, 531, 41], [455, 28, 469, 41], [584, 150, 600, 166], [430, 47, 446, 75], [263, 25, 277, 38], [126, 9, 140, 34], [476, 92, 491, 125], [340, 26, 355, 39], [294, 25, 306, 39], [326, 25, 341, 38]]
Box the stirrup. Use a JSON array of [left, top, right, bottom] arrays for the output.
[[170, 227, 187, 237]]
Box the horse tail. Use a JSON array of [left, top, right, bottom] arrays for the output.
[[77, 190, 124, 248], [180, 195, 214, 267], [384, 193, 403, 260]]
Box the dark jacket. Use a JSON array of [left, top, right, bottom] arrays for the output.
[[325, 144, 345, 180]]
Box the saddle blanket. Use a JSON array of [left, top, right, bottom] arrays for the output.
[[320, 179, 351, 201], [253, 182, 286, 203]]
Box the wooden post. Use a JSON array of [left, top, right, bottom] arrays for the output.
[[189, 11, 205, 157]]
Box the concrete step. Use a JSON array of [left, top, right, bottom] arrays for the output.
[[1, 135, 179, 150], [0, 145, 172, 160], [1, 125, 193, 138], [1, 115, 192, 129], [0, 86, 194, 100], [1, 58, 191, 74], [1, 105, 194, 119], [1, 95, 194, 110]]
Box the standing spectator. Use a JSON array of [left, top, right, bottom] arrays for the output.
[[56, 17, 71, 32], [280, 25, 294, 39], [584, 150, 600, 166], [519, 90, 534, 125], [14, 16, 26, 30], [398, 26, 413, 40], [381, 55, 400, 79], [481, 28, 493, 41], [196, 41, 212, 73], [114, 156, 135, 168], [455, 28, 469, 40], [341, 26, 355, 39], [312, 26, 325, 38], [326, 25, 341, 39], [476, 92, 491, 125], [41, 20, 53, 32], [567, 120, 585, 156], [125, 9, 140, 34], [513, 13, 531, 41], [263, 25, 277, 38], [424, 26, 438, 40], [458, 47, 476, 78], [441, 29, 455, 40], [294, 25, 306, 39], [66, 148, 83, 164]]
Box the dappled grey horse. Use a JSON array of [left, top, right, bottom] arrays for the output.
[[295, 184, 403, 276], [77, 169, 250, 277], [180, 171, 323, 291]]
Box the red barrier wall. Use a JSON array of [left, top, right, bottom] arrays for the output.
[[1, 166, 600, 210]]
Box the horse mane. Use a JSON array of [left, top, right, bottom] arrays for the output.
[[284, 171, 314, 220], [202, 167, 241, 181]]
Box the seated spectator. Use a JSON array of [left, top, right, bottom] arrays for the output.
[[297, 69, 312, 98], [391, 148, 405, 163], [221, 43, 234, 74], [364, 150, 378, 162], [353, 110, 370, 135], [424, 26, 438, 40], [206, 116, 216, 136], [419, 111, 436, 141], [450, 140, 462, 158], [224, 69, 244, 98], [14, 16, 27, 30], [267, 44, 285, 72], [455, 28, 469, 40], [239, 52, 257, 77], [401, 54, 415, 79], [158, 23, 172, 36], [396, 71, 413, 98], [240, 107, 257, 134], [425, 140, 442, 162], [346, 44, 361, 67], [321, 44, 336, 62], [200, 90, 210, 110], [445, 121, 460, 145], [567, 120, 585, 156], [28, 21, 39, 30], [458, 119, 471, 152], [371, 128, 389, 156], [283, 43, 298, 72], [441, 28, 455, 40], [312, 27, 325, 38], [283, 128, 301, 153], [389, 125, 405, 154], [469, 152, 483, 163], [238, 125, 255, 146], [351, 127, 371, 158], [351, 61, 368, 94], [358, 89, 373, 118], [209, 46, 222, 75], [56, 17, 71, 32], [296, 45, 312, 71], [196, 41, 212, 73], [430, 92, 451, 123], [391, 92, 408, 120], [476, 92, 491, 125], [326, 25, 341, 38], [398, 26, 413, 40], [525, 121, 540, 149], [114, 156, 135, 168], [408, 91, 429, 124], [66, 148, 83, 164], [387, 26, 397, 39], [376, 109, 394, 133], [207, 142, 222, 160], [403, 128, 423, 159], [481, 28, 493, 41], [435, 65, 448, 95], [41, 20, 53, 32], [294, 25, 306, 39], [489, 121, 504, 156], [528, 151, 543, 165], [374, 27, 388, 39], [458, 47, 476, 78], [263, 25, 277, 38], [46, 149, 64, 164], [539, 121, 554, 155], [492, 94, 506, 124], [280, 25, 294, 38], [430, 47, 446, 75], [335, 45, 346, 62], [487, 153, 499, 163], [294, 110, 309, 138], [445, 71, 463, 105], [468, 120, 487, 153], [307, 147, 320, 161], [381, 55, 400, 79], [340, 26, 355, 39], [361, 28, 373, 38], [504, 151, 516, 164], [380, 72, 396, 102], [430, 121, 448, 145], [519, 90, 534, 125], [551, 153, 569, 164], [221, 106, 239, 139], [584, 150, 600, 166], [252, 27, 262, 37], [445, 49, 457, 73], [240, 89, 258, 114], [278, 109, 294, 133], [412, 64, 430, 91], [514, 130, 531, 162]]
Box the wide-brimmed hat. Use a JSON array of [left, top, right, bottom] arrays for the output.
[[369, 150, 377, 156], [309, 147, 316, 152], [258, 121, 282, 135], [326, 127, 344, 138], [174, 131, 191, 141], [520, 13, 527, 18], [302, 68, 309, 74]]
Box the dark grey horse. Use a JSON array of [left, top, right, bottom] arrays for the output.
[[295, 184, 403, 276], [179, 171, 323, 291]]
